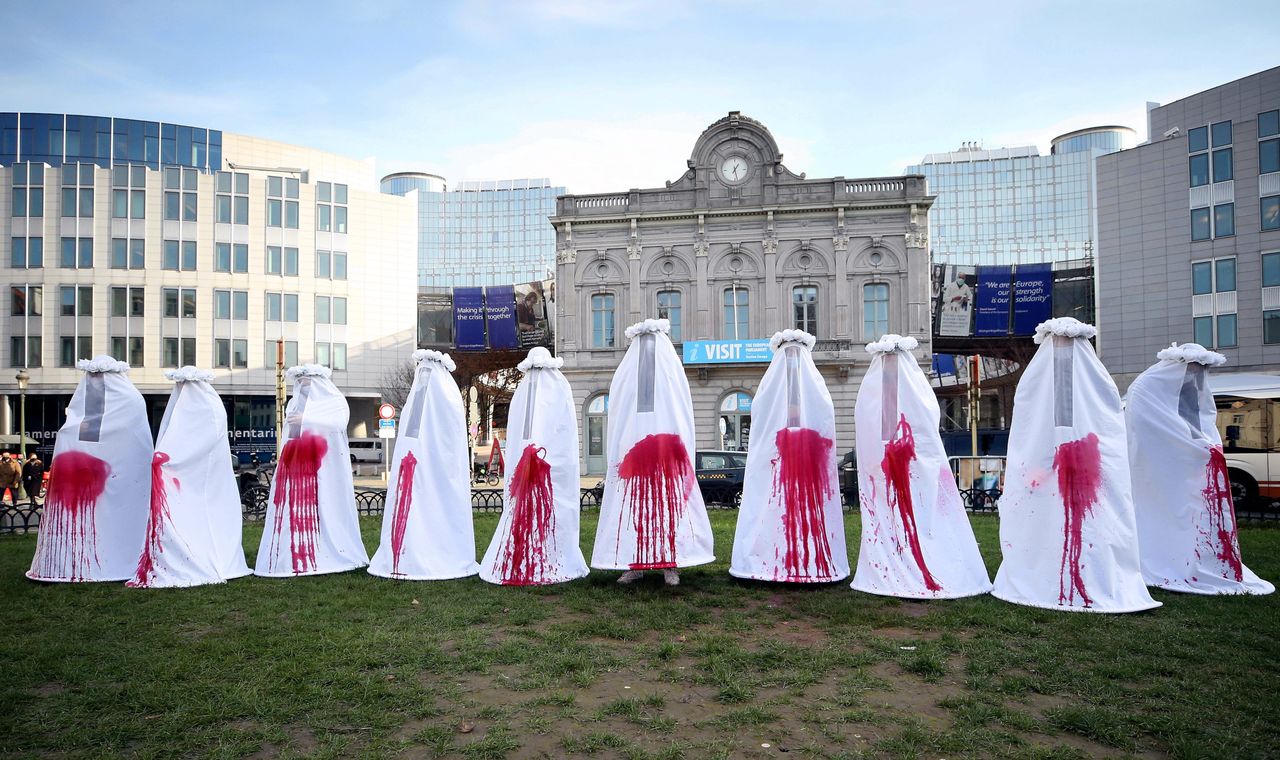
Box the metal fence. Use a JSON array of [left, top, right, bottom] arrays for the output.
[[3, 489, 1276, 537]]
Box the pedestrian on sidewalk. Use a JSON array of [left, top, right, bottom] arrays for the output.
[[21, 454, 44, 505], [0, 452, 21, 505]]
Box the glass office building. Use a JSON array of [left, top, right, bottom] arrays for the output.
[[905, 126, 1135, 266], [381, 174, 564, 288], [1, 113, 222, 172]]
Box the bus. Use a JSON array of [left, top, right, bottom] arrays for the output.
[[1211, 373, 1280, 506]]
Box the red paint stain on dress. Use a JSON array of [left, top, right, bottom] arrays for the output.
[[270, 433, 328, 575], [1053, 433, 1102, 607], [30, 451, 111, 581], [388, 450, 417, 577], [1203, 446, 1243, 581], [497, 444, 557, 585], [881, 415, 941, 591], [128, 452, 172, 587], [617, 433, 693, 569], [772, 427, 836, 581]]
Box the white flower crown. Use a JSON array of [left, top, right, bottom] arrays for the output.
[[517, 346, 564, 372], [164, 366, 215, 382], [1033, 317, 1097, 344], [76, 356, 130, 374], [286, 364, 333, 380], [769, 329, 816, 352], [412, 348, 457, 372], [624, 318, 671, 340], [1156, 342, 1226, 366], [865, 334, 920, 354]]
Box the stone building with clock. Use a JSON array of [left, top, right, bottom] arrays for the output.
[[552, 112, 933, 475]]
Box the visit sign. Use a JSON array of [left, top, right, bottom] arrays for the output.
[[682, 339, 773, 365]]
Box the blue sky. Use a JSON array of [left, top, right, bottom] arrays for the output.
[[3, 0, 1277, 193]]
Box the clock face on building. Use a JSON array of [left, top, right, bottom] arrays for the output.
[[719, 156, 749, 184]]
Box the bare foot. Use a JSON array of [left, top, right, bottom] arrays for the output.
[[663, 569, 680, 586], [617, 570, 644, 584]]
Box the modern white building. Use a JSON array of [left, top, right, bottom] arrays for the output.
[[0, 112, 418, 459]]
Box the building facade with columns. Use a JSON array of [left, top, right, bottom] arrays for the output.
[[552, 112, 933, 474]]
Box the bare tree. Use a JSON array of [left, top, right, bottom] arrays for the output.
[[377, 359, 417, 411]]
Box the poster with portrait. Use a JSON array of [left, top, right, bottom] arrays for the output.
[[938, 265, 976, 337], [515, 280, 554, 348]]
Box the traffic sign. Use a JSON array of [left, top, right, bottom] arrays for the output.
[[379, 419, 395, 428], [377, 427, 396, 439], [378, 403, 396, 420]]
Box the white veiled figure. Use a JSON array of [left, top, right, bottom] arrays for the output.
[[1126, 343, 1273, 595], [591, 319, 715, 571], [479, 347, 589, 585], [254, 365, 369, 577], [991, 319, 1160, 613], [27, 357, 151, 582], [851, 335, 992, 599], [128, 367, 252, 588], [369, 350, 478, 580], [730, 330, 849, 582]]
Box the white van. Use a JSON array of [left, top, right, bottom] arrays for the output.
[[1210, 373, 1280, 505], [348, 438, 385, 465]]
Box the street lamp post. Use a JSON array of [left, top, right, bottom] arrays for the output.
[[15, 369, 29, 502]]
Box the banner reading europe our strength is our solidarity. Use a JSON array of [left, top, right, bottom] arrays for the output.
[[940, 263, 1054, 338]]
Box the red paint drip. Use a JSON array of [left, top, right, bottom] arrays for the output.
[[1053, 433, 1101, 607], [881, 415, 941, 591], [128, 452, 172, 587], [617, 433, 693, 570], [270, 433, 328, 575], [388, 450, 417, 577], [1203, 446, 1243, 582], [31, 451, 111, 581], [497, 444, 558, 585], [772, 428, 836, 581]]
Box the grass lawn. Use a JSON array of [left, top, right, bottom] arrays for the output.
[[2, 512, 1278, 760]]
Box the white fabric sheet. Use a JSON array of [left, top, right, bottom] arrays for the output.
[[369, 350, 478, 580], [730, 331, 849, 582], [480, 347, 589, 585], [128, 368, 252, 588], [255, 366, 369, 577], [992, 319, 1160, 613], [28, 357, 151, 582], [591, 319, 715, 570], [1126, 344, 1273, 595], [851, 335, 992, 599]]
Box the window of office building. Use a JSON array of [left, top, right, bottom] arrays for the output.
[[11, 285, 42, 317], [60, 163, 94, 218], [162, 239, 197, 271], [591, 293, 615, 348], [265, 292, 299, 322], [214, 289, 248, 321], [1265, 252, 1280, 345], [163, 288, 196, 319], [110, 238, 145, 269], [1191, 258, 1236, 348], [1188, 122, 1233, 185], [109, 336, 144, 367], [656, 290, 682, 343], [267, 175, 299, 229], [10, 285, 43, 368], [111, 163, 147, 219], [315, 295, 347, 325], [11, 162, 44, 218], [60, 237, 93, 269], [59, 335, 92, 368], [215, 171, 249, 225], [58, 286, 92, 317], [316, 342, 347, 370], [316, 181, 348, 233], [215, 242, 249, 273], [792, 285, 818, 336], [9, 335, 41, 368], [110, 286, 145, 318], [214, 338, 248, 368], [316, 249, 348, 279], [11, 237, 44, 268], [1261, 110, 1279, 177], [723, 286, 749, 339], [266, 246, 299, 276], [163, 167, 198, 221], [863, 283, 890, 338], [163, 337, 196, 368], [264, 340, 299, 368]]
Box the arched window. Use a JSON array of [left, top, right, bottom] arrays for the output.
[[723, 286, 749, 339], [585, 393, 609, 474], [591, 293, 615, 347], [792, 285, 818, 336], [656, 290, 682, 342], [718, 391, 753, 451], [863, 283, 889, 339]]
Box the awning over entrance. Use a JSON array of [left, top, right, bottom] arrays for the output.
[[1208, 372, 1280, 399]]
